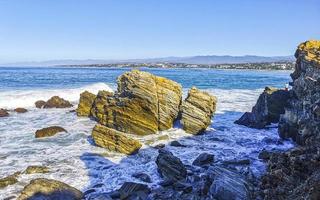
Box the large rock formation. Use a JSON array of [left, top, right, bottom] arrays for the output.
[[35, 126, 67, 138], [279, 40, 320, 144], [91, 124, 142, 155], [91, 70, 182, 135], [180, 87, 217, 134], [235, 87, 289, 129], [35, 96, 73, 109], [76, 91, 96, 116], [17, 178, 83, 200]]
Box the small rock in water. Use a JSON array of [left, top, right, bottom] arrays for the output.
[[222, 159, 251, 165], [170, 141, 186, 147], [44, 96, 73, 108], [0, 173, 20, 189], [35, 126, 67, 138], [156, 149, 187, 182], [132, 172, 152, 183], [192, 153, 215, 167], [0, 108, 9, 117], [117, 182, 150, 200], [154, 143, 165, 149], [14, 108, 28, 113], [35, 100, 46, 108], [24, 166, 50, 174]]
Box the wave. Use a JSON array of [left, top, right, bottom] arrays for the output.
[[0, 83, 113, 109]]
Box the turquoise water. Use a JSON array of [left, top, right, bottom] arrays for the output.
[[0, 67, 294, 199]]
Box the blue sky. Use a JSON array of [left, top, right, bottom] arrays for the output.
[[0, 0, 319, 62]]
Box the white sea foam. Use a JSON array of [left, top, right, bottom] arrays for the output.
[[0, 87, 294, 199], [0, 82, 113, 109]]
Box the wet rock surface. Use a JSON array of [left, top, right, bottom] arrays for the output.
[[24, 166, 50, 174], [192, 153, 214, 167], [14, 108, 28, 113], [17, 178, 83, 200], [35, 126, 67, 138], [0, 108, 9, 117], [180, 87, 217, 134], [235, 87, 289, 129], [0, 173, 20, 189], [76, 91, 96, 117], [35, 96, 73, 109]]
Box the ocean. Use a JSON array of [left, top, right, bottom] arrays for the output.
[[0, 67, 294, 198]]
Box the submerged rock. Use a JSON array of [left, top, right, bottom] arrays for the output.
[[14, 108, 28, 113], [132, 172, 152, 183], [91, 124, 142, 155], [0, 108, 9, 117], [35, 126, 67, 138], [117, 182, 150, 200], [35, 100, 46, 108], [170, 140, 186, 147], [76, 91, 96, 117], [192, 153, 214, 167], [0, 172, 20, 189], [24, 166, 50, 174], [235, 87, 289, 129], [180, 87, 217, 134], [156, 149, 187, 182], [90, 70, 182, 135], [44, 96, 73, 108], [17, 178, 83, 200]]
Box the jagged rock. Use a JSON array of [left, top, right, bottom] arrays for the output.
[[91, 124, 142, 155], [35, 100, 46, 108], [132, 172, 152, 183], [90, 90, 114, 121], [258, 150, 273, 160], [180, 87, 217, 134], [17, 178, 83, 200], [35, 126, 67, 138], [192, 153, 214, 166], [43, 96, 73, 108], [235, 87, 290, 129], [0, 172, 20, 189], [24, 166, 50, 174], [91, 70, 182, 135], [76, 91, 96, 117], [156, 149, 187, 182], [14, 108, 28, 113], [0, 108, 9, 117], [117, 182, 150, 200]]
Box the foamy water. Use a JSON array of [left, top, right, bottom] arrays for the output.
[[0, 84, 294, 199]]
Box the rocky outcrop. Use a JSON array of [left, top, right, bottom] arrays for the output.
[[156, 149, 187, 182], [118, 182, 151, 200], [76, 91, 96, 117], [17, 178, 83, 200], [14, 108, 28, 113], [180, 87, 217, 134], [90, 70, 182, 135], [35, 96, 73, 109], [0, 172, 20, 189], [192, 153, 214, 167], [35, 126, 67, 138], [0, 108, 9, 117], [91, 124, 142, 155], [24, 166, 50, 174], [235, 87, 289, 129]]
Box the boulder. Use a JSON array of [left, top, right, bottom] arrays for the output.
[[43, 96, 73, 108], [156, 149, 187, 182], [14, 108, 28, 113], [170, 141, 186, 147], [132, 172, 152, 183], [35, 100, 46, 108], [192, 153, 214, 167], [180, 87, 217, 134], [35, 126, 67, 138], [117, 182, 150, 200], [0, 172, 20, 189], [76, 91, 96, 117], [0, 108, 9, 117], [91, 70, 182, 135], [91, 124, 142, 155], [235, 87, 289, 129], [24, 166, 50, 174], [17, 178, 83, 200]]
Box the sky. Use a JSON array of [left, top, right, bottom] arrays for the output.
[[0, 0, 319, 63]]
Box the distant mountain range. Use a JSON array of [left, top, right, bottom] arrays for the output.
[[1, 55, 295, 66]]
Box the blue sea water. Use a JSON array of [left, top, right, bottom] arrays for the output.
[[0, 67, 294, 199]]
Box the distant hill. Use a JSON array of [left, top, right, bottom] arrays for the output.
[[0, 55, 295, 66]]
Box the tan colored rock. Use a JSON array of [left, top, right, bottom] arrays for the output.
[[17, 178, 83, 200], [76, 91, 96, 117], [24, 166, 50, 174], [92, 124, 142, 155], [295, 40, 320, 66], [44, 96, 73, 108], [91, 70, 182, 135], [90, 90, 114, 122], [35, 100, 46, 108], [0, 172, 20, 189], [35, 126, 67, 138], [180, 87, 217, 134], [14, 108, 28, 113], [0, 108, 9, 117]]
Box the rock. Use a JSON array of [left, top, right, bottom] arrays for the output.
[[44, 96, 73, 108], [170, 140, 186, 147], [90, 90, 114, 121], [156, 149, 187, 182], [14, 108, 28, 113], [35, 100, 46, 108], [117, 182, 150, 200], [258, 150, 272, 160], [76, 91, 96, 117], [154, 143, 165, 149], [24, 166, 50, 174], [235, 87, 290, 129], [192, 153, 214, 166], [91, 70, 182, 135], [132, 172, 152, 183], [0, 108, 9, 117], [17, 178, 83, 200], [222, 159, 251, 165], [0, 173, 20, 189], [35, 126, 67, 138], [180, 87, 217, 134], [91, 124, 142, 155]]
